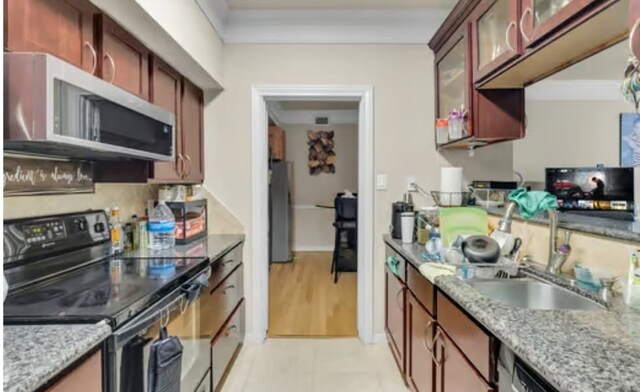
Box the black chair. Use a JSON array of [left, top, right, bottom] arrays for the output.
[[331, 192, 358, 283]]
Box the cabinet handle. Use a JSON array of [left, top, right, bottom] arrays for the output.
[[184, 154, 193, 178], [395, 288, 404, 311], [104, 53, 116, 83], [422, 320, 435, 351], [84, 42, 97, 75], [177, 153, 185, 179], [630, 17, 640, 60], [224, 324, 238, 336], [223, 259, 236, 265], [222, 284, 236, 295], [519, 7, 532, 43], [431, 330, 444, 366], [505, 21, 516, 53]]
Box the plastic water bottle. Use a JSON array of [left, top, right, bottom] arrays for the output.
[[148, 201, 176, 250]]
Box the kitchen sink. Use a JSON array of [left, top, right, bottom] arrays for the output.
[[467, 278, 604, 311]]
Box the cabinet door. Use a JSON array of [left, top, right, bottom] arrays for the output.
[[150, 55, 183, 182], [435, 25, 472, 145], [520, 0, 598, 48], [5, 0, 98, 74], [46, 350, 102, 392], [472, 0, 521, 82], [98, 15, 149, 99], [385, 266, 405, 373], [406, 293, 435, 392], [181, 78, 205, 183], [434, 328, 494, 392], [631, 0, 640, 61]]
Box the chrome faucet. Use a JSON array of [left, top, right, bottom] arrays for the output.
[[498, 202, 569, 275]]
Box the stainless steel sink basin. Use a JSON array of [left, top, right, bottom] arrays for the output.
[[467, 278, 604, 311]]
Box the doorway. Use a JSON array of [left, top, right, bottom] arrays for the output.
[[266, 100, 359, 337], [250, 85, 374, 343]]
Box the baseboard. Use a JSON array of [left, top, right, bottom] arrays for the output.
[[374, 333, 388, 344], [293, 245, 335, 252]]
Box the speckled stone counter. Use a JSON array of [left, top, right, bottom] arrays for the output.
[[435, 275, 640, 392], [486, 206, 640, 243], [383, 234, 427, 271], [4, 322, 112, 392], [123, 234, 245, 260]]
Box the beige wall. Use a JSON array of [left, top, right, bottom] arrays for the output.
[[513, 99, 628, 182], [283, 123, 358, 250], [205, 43, 515, 337]]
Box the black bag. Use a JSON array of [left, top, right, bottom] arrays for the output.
[[148, 326, 183, 392]]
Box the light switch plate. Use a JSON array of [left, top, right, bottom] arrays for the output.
[[376, 174, 388, 191]]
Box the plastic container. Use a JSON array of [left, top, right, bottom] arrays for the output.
[[148, 201, 176, 250], [435, 118, 449, 144], [447, 110, 464, 140]]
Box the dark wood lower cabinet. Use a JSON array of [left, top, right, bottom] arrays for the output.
[[406, 293, 435, 392], [434, 328, 494, 392], [385, 266, 405, 374]]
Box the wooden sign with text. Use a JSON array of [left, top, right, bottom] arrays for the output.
[[3, 156, 94, 196]]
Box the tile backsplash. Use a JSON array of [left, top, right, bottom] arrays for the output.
[[4, 183, 159, 220], [3, 183, 244, 234]]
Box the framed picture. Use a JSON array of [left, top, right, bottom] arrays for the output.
[[620, 113, 640, 167]]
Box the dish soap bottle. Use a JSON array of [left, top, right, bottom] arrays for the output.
[[109, 207, 124, 254], [625, 251, 640, 308]]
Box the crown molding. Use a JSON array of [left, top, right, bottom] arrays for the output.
[[196, 1, 450, 44], [267, 101, 359, 125], [526, 79, 623, 101]]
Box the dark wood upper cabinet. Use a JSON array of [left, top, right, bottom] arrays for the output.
[[5, 0, 99, 74], [471, 0, 522, 82], [434, 328, 494, 392], [181, 78, 205, 183], [97, 15, 149, 99], [149, 55, 183, 182], [406, 293, 435, 392], [385, 265, 406, 375], [520, 0, 598, 48]]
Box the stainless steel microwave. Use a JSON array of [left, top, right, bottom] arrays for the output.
[[4, 53, 175, 161]]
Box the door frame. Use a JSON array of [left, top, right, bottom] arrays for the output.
[[250, 85, 374, 343]]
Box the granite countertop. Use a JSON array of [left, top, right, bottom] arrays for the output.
[[435, 276, 640, 392], [123, 234, 245, 260], [4, 322, 112, 392], [485, 206, 640, 243], [383, 234, 640, 392]]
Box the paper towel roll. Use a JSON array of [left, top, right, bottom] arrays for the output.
[[440, 167, 463, 206]]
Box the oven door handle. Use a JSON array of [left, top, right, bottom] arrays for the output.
[[112, 267, 209, 347]]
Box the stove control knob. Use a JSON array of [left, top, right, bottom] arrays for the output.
[[94, 222, 105, 233]]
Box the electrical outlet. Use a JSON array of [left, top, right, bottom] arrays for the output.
[[376, 174, 388, 191], [406, 176, 417, 192]]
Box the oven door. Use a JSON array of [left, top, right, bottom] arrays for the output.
[[108, 267, 211, 392]]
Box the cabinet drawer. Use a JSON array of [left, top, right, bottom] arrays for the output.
[[385, 244, 406, 283], [436, 291, 497, 383], [407, 263, 435, 316], [212, 300, 245, 391], [201, 265, 244, 340], [209, 245, 243, 290]]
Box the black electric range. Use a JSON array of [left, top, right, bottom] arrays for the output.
[[3, 210, 208, 329]]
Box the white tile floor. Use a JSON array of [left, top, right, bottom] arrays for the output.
[[220, 338, 409, 392]]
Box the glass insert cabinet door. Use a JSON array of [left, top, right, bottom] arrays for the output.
[[521, 0, 598, 47], [473, 0, 520, 82], [436, 29, 470, 142]]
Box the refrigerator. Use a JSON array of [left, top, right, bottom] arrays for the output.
[[269, 160, 293, 263]]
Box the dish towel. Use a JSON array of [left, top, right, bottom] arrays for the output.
[[418, 262, 456, 283], [386, 256, 400, 276], [508, 188, 558, 219]]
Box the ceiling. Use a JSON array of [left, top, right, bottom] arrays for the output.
[[227, 0, 455, 9], [277, 101, 359, 111]]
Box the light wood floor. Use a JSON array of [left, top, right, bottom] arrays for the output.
[[268, 252, 357, 337]]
